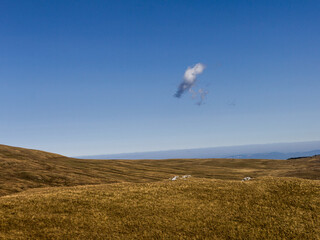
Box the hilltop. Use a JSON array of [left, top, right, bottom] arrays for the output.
[[0, 144, 64, 160], [0, 144, 319, 197]]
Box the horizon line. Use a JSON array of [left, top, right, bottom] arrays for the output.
[[76, 139, 320, 158]]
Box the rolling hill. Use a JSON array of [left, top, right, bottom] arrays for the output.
[[0, 144, 319, 197], [1, 144, 320, 239]]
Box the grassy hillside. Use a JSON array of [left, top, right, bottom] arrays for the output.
[[0, 177, 319, 239], [0, 144, 319, 196], [1, 145, 319, 239]]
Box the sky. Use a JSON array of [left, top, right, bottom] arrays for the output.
[[1, 0, 320, 156]]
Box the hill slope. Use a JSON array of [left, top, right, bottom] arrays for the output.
[[0, 144, 319, 196], [0, 177, 319, 239]]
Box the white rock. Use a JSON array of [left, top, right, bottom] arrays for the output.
[[242, 177, 252, 181], [171, 176, 179, 181], [182, 175, 191, 179]]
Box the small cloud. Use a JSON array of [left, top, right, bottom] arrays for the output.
[[174, 63, 208, 105], [174, 63, 206, 98], [196, 89, 208, 106]]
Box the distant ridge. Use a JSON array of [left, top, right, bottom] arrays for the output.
[[229, 150, 320, 160], [288, 154, 320, 160], [79, 141, 320, 160]]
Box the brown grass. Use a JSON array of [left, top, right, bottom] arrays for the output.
[[1, 144, 319, 197], [0, 177, 319, 239], [1, 145, 319, 239]]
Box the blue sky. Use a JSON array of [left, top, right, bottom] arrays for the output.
[[1, 0, 320, 156]]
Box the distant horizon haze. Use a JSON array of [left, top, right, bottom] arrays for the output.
[[77, 140, 320, 160]]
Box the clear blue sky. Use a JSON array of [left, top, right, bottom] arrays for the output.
[[1, 0, 319, 156]]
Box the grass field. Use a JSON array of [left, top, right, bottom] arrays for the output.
[[0, 177, 319, 239], [1, 144, 319, 197], [0, 144, 319, 239]]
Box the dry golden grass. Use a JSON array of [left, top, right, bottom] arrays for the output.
[[1, 145, 319, 239], [0, 177, 319, 239], [1, 144, 319, 197]]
